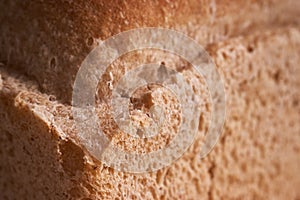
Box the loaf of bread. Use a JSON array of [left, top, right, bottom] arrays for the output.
[[0, 1, 300, 200]]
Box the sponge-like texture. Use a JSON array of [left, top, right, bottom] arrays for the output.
[[1, 27, 299, 199]]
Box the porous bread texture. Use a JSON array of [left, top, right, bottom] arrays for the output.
[[206, 27, 300, 199], [1, 27, 300, 199], [94, 49, 211, 155], [1, 0, 300, 103]]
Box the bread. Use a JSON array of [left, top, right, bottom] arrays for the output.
[[1, 23, 300, 199], [1, 0, 300, 103]]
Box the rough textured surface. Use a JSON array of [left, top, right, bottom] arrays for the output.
[[1, 0, 300, 103], [1, 26, 300, 199], [207, 27, 300, 199]]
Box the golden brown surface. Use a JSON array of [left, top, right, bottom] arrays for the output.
[[1, 0, 300, 102]]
